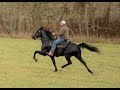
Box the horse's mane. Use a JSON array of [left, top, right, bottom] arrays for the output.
[[42, 27, 53, 40]]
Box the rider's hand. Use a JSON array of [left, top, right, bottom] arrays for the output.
[[52, 33, 55, 35]]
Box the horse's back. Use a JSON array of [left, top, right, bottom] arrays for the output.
[[54, 41, 79, 57]]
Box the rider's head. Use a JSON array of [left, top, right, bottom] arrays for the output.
[[60, 20, 66, 26]]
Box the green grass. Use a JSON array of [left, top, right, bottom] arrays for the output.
[[0, 38, 120, 88]]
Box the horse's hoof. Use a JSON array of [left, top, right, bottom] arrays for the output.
[[54, 70, 57, 72], [90, 71, 94, 74], [61, 66, 64, 68], [34, 59, 38, 62]]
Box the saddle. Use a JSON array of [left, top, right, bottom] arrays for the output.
[[49, 39, 70, 49]]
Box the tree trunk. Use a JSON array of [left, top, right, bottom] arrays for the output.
[[84, 3, 89, 37]]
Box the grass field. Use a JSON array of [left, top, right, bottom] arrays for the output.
[[0, 38, 120, 88]]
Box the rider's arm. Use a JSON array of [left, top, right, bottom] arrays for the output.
[[54, 28, 65, 36]]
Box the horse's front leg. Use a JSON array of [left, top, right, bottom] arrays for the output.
[[50, 56, 57, 72], [33, 51, 46, 62]]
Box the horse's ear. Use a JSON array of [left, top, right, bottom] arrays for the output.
[[33, 31, 35, 34], [40, 27, 43, 30]]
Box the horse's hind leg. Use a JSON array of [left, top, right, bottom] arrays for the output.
[[61, 55, 72, 68], [75, 54, 94, 74]]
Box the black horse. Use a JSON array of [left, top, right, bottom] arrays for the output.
[[32, 27, 100, 74]]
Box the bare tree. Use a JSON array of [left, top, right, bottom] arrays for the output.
[[103, 2, 112, 27], [84, 3, 89, 37]]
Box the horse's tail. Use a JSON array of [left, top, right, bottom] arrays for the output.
[[78, 43, 100, 53]]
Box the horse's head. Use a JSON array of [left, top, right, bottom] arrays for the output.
[[32, 27, 43, 40], [32, 27, 53, 40]]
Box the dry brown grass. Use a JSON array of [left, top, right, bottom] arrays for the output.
[[0, 32, 120, 44], [70, 35, 120, 44], [0, 32, 32, 39]]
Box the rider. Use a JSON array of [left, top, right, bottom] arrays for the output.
[[47, 20, 71, 56]]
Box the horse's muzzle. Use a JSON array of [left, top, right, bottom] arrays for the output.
[[32, 35, 36, 40]]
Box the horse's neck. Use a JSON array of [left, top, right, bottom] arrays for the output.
[[41, 36, 52, 50], [41, 32, 52, 43], [41, 37, 50, 43]]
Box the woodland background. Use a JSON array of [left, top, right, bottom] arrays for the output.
[[0, 2, 120, 42]]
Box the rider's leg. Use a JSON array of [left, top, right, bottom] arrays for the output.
[[48, 36, 63, 56]]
